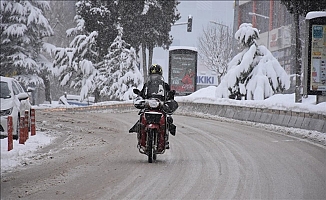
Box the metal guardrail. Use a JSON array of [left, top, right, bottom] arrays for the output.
[[177, 102, 326, 133], [39, 103, 135, 112]]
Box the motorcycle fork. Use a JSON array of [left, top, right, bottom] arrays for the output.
[[147, 128, 158, 153]]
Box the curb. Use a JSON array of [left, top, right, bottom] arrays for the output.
[[177, 102, 326, 133], [39, 103, 135, 112]]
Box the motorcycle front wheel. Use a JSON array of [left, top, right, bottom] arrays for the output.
[[153, 132, 157, 161], [147, 130, 153, 163]]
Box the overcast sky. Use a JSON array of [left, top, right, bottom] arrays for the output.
[[152, 1, 235, 79], [171, 1, 234, 46]]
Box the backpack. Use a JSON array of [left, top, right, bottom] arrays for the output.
[[144, 74, 167, 101]]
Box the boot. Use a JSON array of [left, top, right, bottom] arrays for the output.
[[165, 141, 170, 149], [137, 132, 141, 148], [165, 133, 170, 149], [169, 123, 176, 136]]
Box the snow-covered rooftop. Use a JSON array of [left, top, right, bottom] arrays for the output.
[[169, 46, 197, 52], [306, 11, 326, 20]]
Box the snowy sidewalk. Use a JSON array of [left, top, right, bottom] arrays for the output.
[[1, 132, 54, 174]]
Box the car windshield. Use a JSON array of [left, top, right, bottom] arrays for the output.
[[0, 81, 11, 99]]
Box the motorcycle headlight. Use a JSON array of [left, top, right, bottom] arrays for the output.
[[147, 99, 160, 108], [0, 107, 13, 116]]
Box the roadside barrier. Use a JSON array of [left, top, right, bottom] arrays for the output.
[[6, 110, 36, 150], [31, 109, 36, 136], [25, 110, 29, 140], [39, 102, 326, 133], [19, 116, 26, 144], [41, 103, 135, 112], [7, 116, 13, 151], [177, 102, 326, 133]]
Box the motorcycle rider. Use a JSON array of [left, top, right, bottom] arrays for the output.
[[129, 64, 177, 148]]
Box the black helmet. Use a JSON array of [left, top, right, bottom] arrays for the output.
[[149, 64, 163, 75]]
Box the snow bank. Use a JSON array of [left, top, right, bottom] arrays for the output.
[[1, 132, 55, 174]]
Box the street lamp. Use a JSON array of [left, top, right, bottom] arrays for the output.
[[248, 12, 269, 19], [248, 12, 270, 49], [209, 21, 229, 33], [209, 21, 230, 44]]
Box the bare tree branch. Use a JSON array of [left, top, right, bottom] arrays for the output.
[[198, 23, 233, 84]]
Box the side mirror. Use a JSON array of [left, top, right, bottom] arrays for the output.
[[162, 100, 179, 114], [133, 88, 141, 95], [17, 93, 29, 101]]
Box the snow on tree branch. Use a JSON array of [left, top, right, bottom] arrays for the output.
[[235, 23, 259, 47], [142, 0, 160, 15], [98, 24, 143, 100], [216, 23, 290, 100], [53, 30, 98, 100], [0, 0, 53, 87], [66, 15, 85, 37]]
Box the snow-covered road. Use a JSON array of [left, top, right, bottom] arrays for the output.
[[1, 109, 326, 199]]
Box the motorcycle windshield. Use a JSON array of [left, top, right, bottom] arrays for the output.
[[145, 74, 166, 100]]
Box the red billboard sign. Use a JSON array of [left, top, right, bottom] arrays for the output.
[[169, 48, 197, 95]]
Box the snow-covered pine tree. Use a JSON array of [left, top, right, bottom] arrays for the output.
[[54, 1, 144, 102], [139, 0, 180, 80], [99, 23, 143, 101], [0, 0, 54, 85], [53, 26, 99, 101], [216, 23, 290, 100], [53, 1, 117, 102]]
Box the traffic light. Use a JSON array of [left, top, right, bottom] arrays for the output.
[[187, 15, 193, 32]]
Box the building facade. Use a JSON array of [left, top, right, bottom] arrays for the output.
[[236, 0, 302, 81]]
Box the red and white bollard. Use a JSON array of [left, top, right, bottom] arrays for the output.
[[31, 109, 36, 136], [19, 116, 25, 144], [24, 110, 29, 140], [7, 116, 13, 151]]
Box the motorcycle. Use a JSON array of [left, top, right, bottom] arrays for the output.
[[133, 88, 177, 163]]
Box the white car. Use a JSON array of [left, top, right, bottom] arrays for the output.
[[0, 76, 32, 139]]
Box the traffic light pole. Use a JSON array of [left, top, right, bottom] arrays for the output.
[[172, 15, 193, 32], [173, 22, 188, 26]]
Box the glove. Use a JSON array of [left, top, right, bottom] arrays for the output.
[[134, 96, 145, 109]]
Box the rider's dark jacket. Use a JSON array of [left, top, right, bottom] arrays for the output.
[[139, 74, 174, 101]]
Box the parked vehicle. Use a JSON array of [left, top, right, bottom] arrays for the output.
[[59, 94, 94, 106], [0, 76, 32, 139]]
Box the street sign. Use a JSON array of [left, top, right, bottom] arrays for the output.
[[305, 12, 326, 95]]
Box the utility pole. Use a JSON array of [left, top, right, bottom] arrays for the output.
[[232, 0, 239, 57]]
